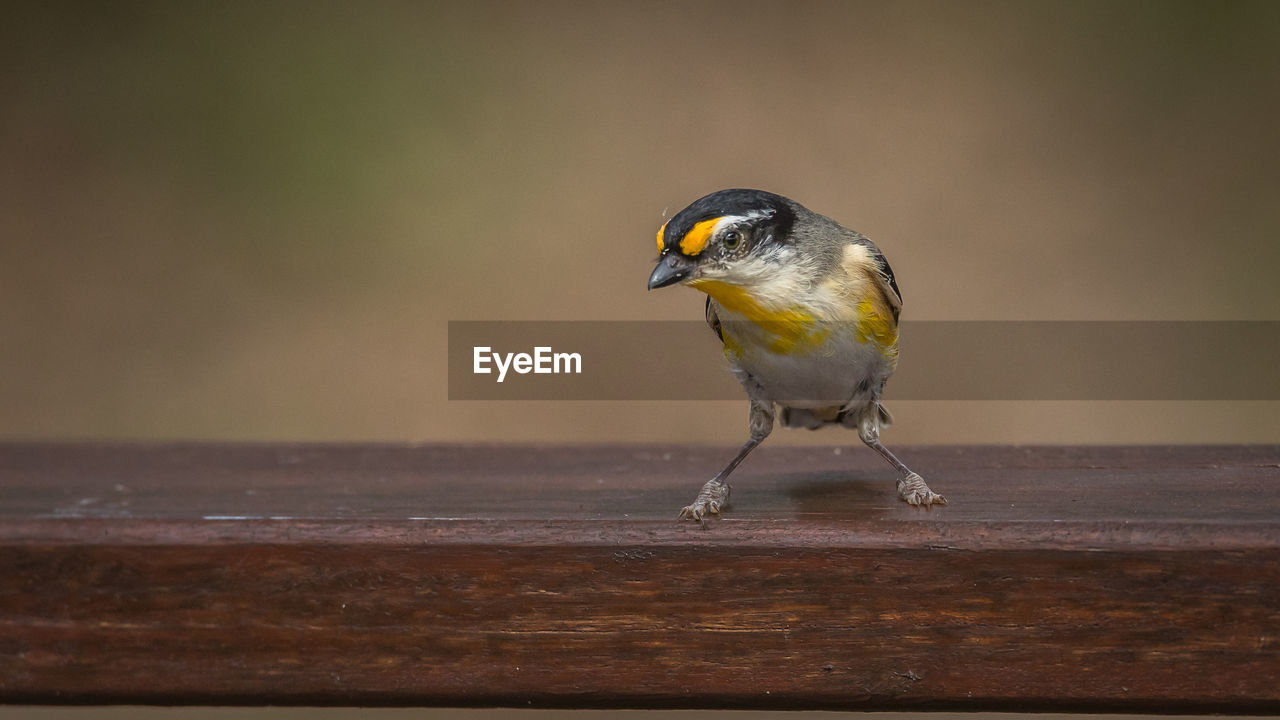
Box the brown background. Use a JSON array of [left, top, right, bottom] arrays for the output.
[[2, 0, 1279, 444]]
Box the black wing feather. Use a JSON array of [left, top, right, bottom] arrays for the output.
[[872, 251, 903, 322], [705, 295, 724, 341]]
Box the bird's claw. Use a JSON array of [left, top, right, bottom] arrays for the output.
[[897, 472, 946, 507], [677, 499, 720, 520], [677, 480, 730, 523]]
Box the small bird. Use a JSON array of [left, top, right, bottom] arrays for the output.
[[648, 189, 945, 521]]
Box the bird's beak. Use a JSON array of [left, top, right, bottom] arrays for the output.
[[648, 254, 696, 290]]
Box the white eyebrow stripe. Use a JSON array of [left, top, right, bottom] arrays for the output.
[[712, 211, 770, 234]]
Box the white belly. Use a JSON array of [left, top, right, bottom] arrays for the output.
[[720, 320, 894, 408]]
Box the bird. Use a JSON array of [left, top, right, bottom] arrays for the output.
[[647, 188, 945, 522]]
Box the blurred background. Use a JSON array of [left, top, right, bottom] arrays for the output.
[[2, 0, 1278, 444]]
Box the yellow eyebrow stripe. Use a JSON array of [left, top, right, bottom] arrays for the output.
[[655, 221, 668, 253], [679, 217, 720, 256]]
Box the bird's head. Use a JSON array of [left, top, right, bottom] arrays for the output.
[[648, 189, 799, 292]]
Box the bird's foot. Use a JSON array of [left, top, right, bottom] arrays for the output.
[[897, 472, 946, 507], [678, 479, 730, 523]]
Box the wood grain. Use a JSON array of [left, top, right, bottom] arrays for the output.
[[1, 443, 1278, 710]]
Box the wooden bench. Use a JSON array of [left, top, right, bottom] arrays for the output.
[[2, 443, 1278, 711]]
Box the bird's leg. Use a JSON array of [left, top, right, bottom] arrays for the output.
[[679, 439, 757, 522], [679, 397, 773, 523], [858, 415, 946, 507]]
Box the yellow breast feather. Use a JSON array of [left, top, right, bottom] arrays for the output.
[[692, 279, 831, 355]]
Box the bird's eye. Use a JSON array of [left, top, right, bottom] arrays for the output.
[[722, 230, 742, 249]]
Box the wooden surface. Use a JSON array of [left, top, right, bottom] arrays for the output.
[[1, 443, 1278, 710]]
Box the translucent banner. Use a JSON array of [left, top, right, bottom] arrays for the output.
[[448, 321, 1280, 401]]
